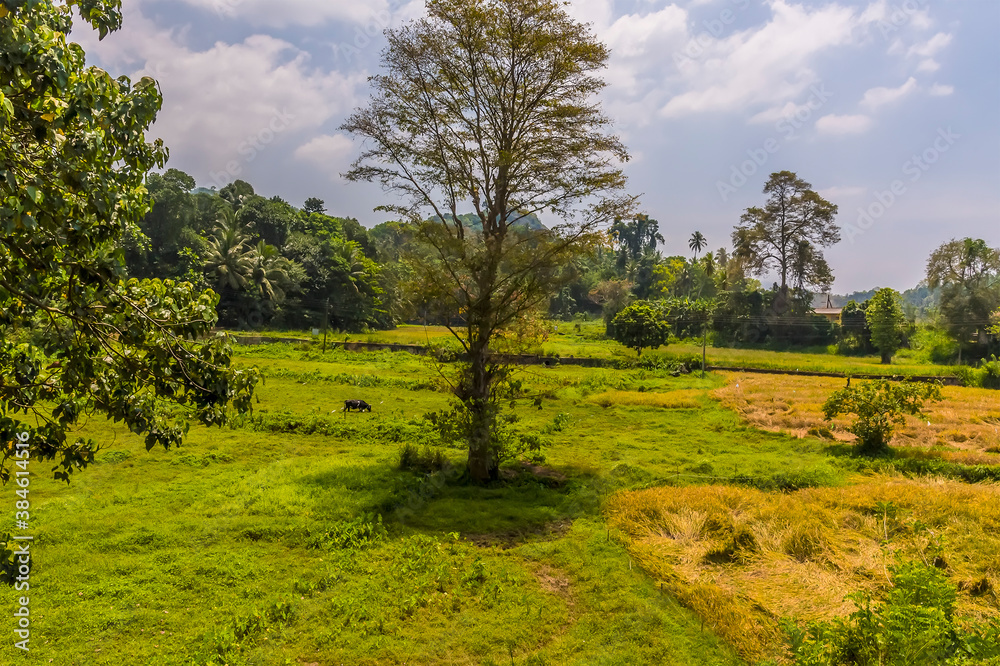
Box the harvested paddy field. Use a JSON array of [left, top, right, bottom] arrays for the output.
[[607, 478, 1000, 663], [713, 371, 1000, 464]]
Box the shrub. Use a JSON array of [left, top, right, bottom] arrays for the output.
[[956, 355, 1000, 389], [822, 380, 943, 454], [787, 562, 1000, 666], [611, 301, 670, 356]]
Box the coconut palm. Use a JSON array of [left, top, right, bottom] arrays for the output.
[[688, 231, 707, 259], [203, 211, 253, 292], [329, 238, 368, 294], [249, 241, 298, 301]]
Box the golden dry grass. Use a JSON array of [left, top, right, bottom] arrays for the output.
[[584, 389, 704, 409], [607, 478, 1000, 663], [713, 372, 1000, 463]]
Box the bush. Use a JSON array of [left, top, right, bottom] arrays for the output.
[[611, 301, 670, 356], [787, 562, 1000, 665], [822, 380, 943, 455], [956, 355, 1000, 389], [902, 327, 959, 365]]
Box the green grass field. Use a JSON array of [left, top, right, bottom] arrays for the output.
[[0, 338, 990, 664], [292, 321, 959, 377]]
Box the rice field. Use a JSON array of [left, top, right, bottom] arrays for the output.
[[607, 478, 1000, 663], [712, 371, 1000, 463]]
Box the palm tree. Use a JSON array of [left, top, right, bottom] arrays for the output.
[[249, 241, 298, 301], [688, 231, 707, 259], [329, 238, 368, 294], [203, 211, 254, 292], [703, 251, 716, 278]]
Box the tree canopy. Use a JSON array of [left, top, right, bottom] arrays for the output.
[[0, 0, 258, 482], [733, 171, 839, 300], [866, 288, 906, 364], [926, 238, 1000, 357]]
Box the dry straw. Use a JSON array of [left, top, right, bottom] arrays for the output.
[[607, 478, 1000, 662]]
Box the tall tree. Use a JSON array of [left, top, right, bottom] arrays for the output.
[[688, 231, 707, 259], [0, 0, 257, 483], [866, 288, 906, 364], [732, 171, 840, 303], [609, 214, 663, 270], [342, 0, 635, 482], [925, 238, 1000, 358]]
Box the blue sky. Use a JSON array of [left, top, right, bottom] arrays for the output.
[[75, 0, 999, 293]]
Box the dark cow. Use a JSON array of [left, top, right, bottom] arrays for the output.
[[344, 399, 372, 412]]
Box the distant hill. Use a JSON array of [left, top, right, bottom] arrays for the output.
[[429, 211, 546, 231]]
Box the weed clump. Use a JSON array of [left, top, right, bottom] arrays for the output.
[[308, 514, 387, 550], [399, 443, 449, 473]]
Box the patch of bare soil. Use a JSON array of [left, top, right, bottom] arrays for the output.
[[531, 564, 573, 605], [464, 519, 572, 549]]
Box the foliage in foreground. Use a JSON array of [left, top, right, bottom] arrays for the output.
[[788, 562, 1000, 666], [0, 0, 258, 483]]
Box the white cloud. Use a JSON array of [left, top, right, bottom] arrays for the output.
[[860, 76, 918, 109], [747, 101, 813, 124], [916, 58, 941, 73], [928, 83, 954, 97], [908, 32, 952, 58], [72, 3, 365, 188], [819, 185, 867, 200], [176, 0, 414, 28], [294, 134, 356, 180], [659, 0, 862, 118], [816, 114, 873, 134]]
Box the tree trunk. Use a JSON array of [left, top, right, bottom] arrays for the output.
[[464, 336, 499, 484], [881, 352, 892, 365]]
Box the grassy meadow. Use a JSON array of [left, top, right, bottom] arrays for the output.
[[328, 322, 962, 377], [1, 335, 997, 664]]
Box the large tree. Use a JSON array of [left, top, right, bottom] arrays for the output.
[[609, 214, 664, 270], [925, 238, 1000, 359], [342, 0, 635, 482], [732, 171, 839, 303], [0, 0, 258, 483]]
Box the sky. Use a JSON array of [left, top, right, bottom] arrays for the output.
[[73, 0, 1000, 294]]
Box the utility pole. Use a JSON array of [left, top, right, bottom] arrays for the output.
[[322, 298, 329, 353], [702, 323, 707, 379]]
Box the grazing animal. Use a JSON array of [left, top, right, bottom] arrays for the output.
[[344, 399, 372, 412]]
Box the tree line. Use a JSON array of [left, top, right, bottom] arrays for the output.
[[126, 167, 1000, 366]]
